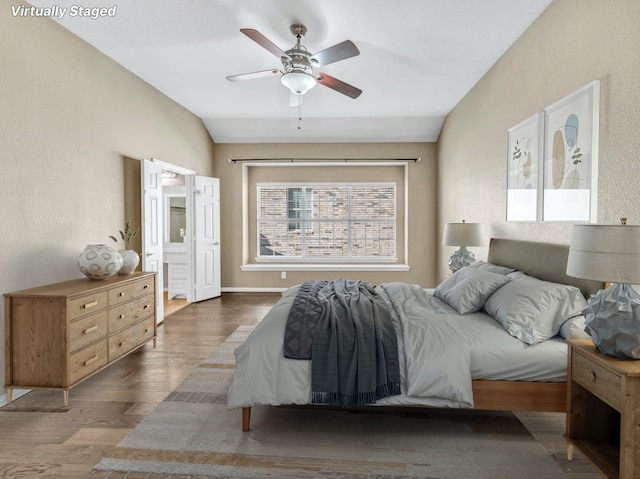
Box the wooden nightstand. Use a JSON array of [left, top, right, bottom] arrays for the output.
[[566, 338, 640, 479]]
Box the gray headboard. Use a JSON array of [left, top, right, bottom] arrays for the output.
[[487, 238, 604, 299]]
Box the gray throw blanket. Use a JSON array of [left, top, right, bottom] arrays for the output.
[[309, 279, 401, 408]]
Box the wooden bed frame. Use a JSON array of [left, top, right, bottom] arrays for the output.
[[239, 238, 604, 432]]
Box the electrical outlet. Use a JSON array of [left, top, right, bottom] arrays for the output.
[[281, 271, 287, 279]]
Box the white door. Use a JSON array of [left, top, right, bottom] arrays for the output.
[[141, 159, 164, 323], [188, 175, 221, 301]]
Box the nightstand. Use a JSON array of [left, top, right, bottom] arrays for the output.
[[566, 339, 640, 479]]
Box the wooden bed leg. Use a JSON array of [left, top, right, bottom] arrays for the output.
[[242, 407, 251, 432]]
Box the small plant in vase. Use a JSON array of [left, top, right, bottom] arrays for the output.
[[110, 221, 140, 274]]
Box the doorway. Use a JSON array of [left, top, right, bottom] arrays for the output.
[[132, 158, 221, 323]]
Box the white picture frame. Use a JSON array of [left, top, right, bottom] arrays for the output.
[[542, 81, 599, 222], [506, 112, 544, 222]]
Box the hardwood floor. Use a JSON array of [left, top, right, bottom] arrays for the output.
[[0, 292, 281, 479], [0, 292, 601, 478], [163, 291, 188, 317]]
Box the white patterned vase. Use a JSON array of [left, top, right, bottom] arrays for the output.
[[78, 244, 123, 280], [118, 249, 140, 275]]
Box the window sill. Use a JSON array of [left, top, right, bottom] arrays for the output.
[[241, 263, 411, 272]]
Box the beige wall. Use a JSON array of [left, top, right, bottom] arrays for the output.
[[437, 0, 640, 280], [212, 143, 437, 289], [0, 3, 215, 399]]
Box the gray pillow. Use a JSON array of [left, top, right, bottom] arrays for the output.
[[434, 267, 511, 315], [469, 260, 516, 276], [483, 272, 587, 344], [559, 315, 591, 340]]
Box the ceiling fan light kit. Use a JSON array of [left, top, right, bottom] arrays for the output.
[[281, 71, 316, 95], [227, 23, 361, 102]]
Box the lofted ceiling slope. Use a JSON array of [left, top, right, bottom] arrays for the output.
[[30, 0, 553, 143]]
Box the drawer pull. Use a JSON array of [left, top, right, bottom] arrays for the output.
[[119, 292, 125, 297], [83, 325, 99, 334], [143, 304, 150, 310], [119, 314, 125, 319], [84, 355, 98, 366], [83, 301, 98, 309], [590, 371, 597, 384], [143, 284, 150, 289]]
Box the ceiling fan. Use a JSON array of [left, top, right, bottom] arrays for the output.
[[226, 24, 362, 105]]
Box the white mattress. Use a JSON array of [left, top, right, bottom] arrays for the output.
[[227, 285, 568, 410]]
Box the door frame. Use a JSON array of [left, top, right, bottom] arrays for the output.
[[144, 159, 196, 307]]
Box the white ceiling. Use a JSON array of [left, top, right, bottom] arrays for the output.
[[34, 0, 553, 143]]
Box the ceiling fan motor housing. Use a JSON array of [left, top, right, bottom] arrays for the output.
[[280, 24, 317, 94]]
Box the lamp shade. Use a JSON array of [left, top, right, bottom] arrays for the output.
[[281, 71, 317, 95], [443, 222, 485, 247], [567, 224, 640, 283]]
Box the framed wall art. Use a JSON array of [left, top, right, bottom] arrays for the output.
[[506, 112, 543, 222], [542, 81, 599, 222]]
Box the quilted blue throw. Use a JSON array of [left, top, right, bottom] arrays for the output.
[[308, 279, 401, 408]]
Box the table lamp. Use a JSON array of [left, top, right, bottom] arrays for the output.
[[443, 220, 485, 273], [566, 220, 640, 359]]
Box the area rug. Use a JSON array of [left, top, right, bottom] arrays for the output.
[[90, 325, 568, 479]]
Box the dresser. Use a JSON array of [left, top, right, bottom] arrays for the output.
[[4, 272, 156, 406], [566, 338, 640, 479]]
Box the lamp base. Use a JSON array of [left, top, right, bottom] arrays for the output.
[[583, 283, 640, 359], [448, 246, 476, 273]]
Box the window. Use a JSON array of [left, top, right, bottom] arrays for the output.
[[258, 183, 396, 261], [287, 187, 312, 231]]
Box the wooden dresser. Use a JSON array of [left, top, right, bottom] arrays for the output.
[[4, 272, 156, 406]]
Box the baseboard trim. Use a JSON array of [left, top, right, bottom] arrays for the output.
[[0, 388, 31, 407], [222, 287, 287, 293]]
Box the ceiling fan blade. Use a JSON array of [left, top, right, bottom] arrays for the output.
[[289, 91, 302, 107], [240, 28, 290, 59], [317, 73, 362, 99], [311, 40, 359, 66], [226, 69, 280, 82]]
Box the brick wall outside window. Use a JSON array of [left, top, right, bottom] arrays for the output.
[[258, 183, 396, 259]]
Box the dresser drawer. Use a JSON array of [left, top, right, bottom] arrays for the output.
[[572, 349, 622, 409], [108, 278, 154, 306], [68, 292, 108, 320], [108, 294, 154, 333], [70, 311, 108, 352], [108, 316, 155, 362], [70, 340, 108, 384]]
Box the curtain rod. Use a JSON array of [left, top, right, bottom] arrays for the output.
[[228, 157, 421, 163]]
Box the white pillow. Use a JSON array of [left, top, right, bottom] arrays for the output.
[[483, 272, 587, 344], [434, 267, 511, 315]]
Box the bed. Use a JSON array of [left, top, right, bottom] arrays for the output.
[[228, 238, 604, 432]]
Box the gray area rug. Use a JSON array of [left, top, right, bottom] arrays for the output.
[[90, 325, 569, 479]]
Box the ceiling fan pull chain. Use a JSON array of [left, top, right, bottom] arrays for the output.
[[298, 102, 302, 130]]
